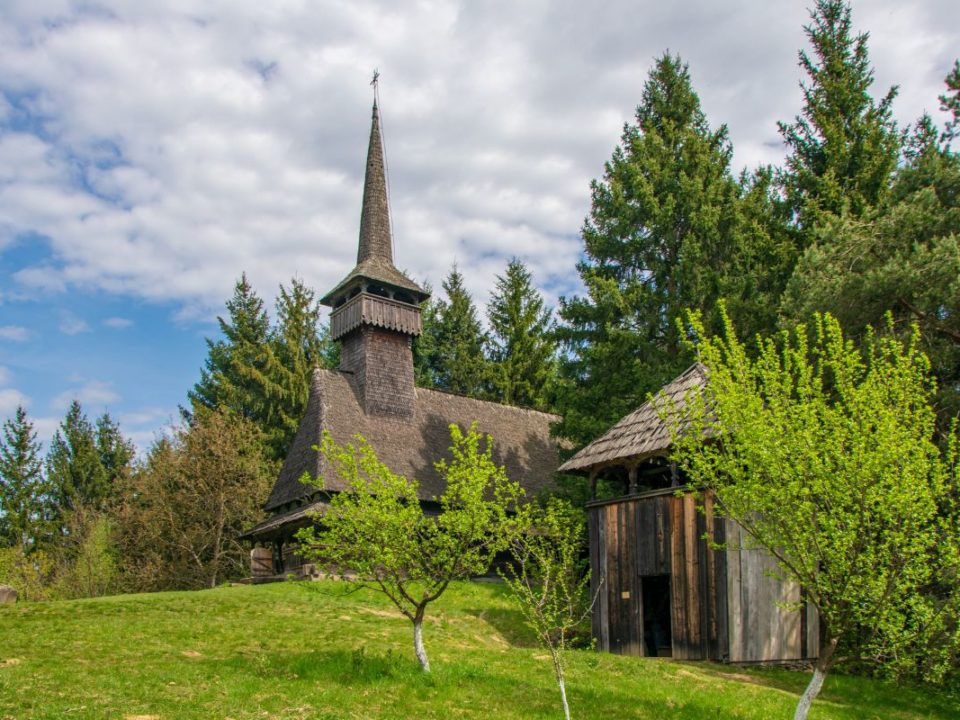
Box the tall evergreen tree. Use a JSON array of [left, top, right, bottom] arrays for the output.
[[555, 53, 770, 445], [783, 68, 960, 421], [941, 60, 960, 147], [422, 266, 490, 398], [256, 278, 329, 459], [487, 259, 557, 409], [0, 406, 47, 552], [778, 0, 900, 229], [45, 405, 133, 519], [95, 413, 135, 490], [188, 273, 270, 421]]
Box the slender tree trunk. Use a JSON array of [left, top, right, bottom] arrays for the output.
[[413, 612, 431, 672], [551, 648, 570, 720], [794, 636, 837, 720]]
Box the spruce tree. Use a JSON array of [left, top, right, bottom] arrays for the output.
[[487, 259, 557, 409], [779, 0, 900, 229], [0, 406, 47, 552], [555, 53, 765, 445], [188, 273, 270, 421], [46, 401, 108, 516], [257, 278, 328, 459], [426, 266, 490, 398]]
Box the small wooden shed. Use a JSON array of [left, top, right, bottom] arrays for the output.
[[561, 364, 819, 663]]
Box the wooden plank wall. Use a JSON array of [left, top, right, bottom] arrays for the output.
[[589, 492, 726, 660], [668, 493, 725, 660], [724, 520, 817, 662]]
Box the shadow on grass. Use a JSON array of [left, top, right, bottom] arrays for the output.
[[463, 606, 537, 648]]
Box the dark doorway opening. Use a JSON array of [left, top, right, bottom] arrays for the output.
[[642, 575, 672, 657]]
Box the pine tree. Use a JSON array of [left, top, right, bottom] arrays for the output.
[[256, 278, 328, 459], [423, 267, 490, 398], [95, 413, 135, 490], [487, 259, 557, 409], [779, 0, 900, 228], [940, 60, 960, 147], [0, 406, 47, 552], [46, 401, 106, 515], [188, 273, 270, 420], [555, 53, 766, 445]]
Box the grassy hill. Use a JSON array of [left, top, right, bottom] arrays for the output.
[[0, 580, 956, 719]]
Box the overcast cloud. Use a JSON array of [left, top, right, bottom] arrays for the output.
[[0, 1, 958, 447]]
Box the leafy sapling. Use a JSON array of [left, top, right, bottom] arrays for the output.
[[297, 423, 523, 672]]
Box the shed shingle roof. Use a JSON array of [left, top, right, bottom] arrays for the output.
[[263, 368, 561, 513], [558, 363, 708, 474]]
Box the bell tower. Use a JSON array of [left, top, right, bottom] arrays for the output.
[[320, 97, 429, 419]]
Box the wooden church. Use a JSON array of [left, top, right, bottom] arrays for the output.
[[242, 101, 561, 574], [559, 364, 820, 664]]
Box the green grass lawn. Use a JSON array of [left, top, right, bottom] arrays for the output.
[[0, 580, 956, 720]]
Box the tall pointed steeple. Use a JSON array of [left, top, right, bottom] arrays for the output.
[[356, 101, 393, 265], [320, 91, 429, 419]]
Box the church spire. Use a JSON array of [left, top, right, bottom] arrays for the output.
[[356, 100, 393, 265]]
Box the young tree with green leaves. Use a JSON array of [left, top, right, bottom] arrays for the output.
[[668, 310, 960, 720], [556, 52, 781, 446], [419, 267, 490, 399], [487, 259, 557, 409], [778, 0, 900, 228], [500, 498, 595, 720], [0, 406, 47, 553], [297, 423, 523, 672]]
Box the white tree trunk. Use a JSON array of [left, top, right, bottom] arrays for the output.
[[794, 637, 836, 720], [793, 666, 826, 720], [552, 649, 570, 720], [413, 618, 431, 673]]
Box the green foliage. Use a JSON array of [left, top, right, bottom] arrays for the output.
[[188, 273, 271, 421], [417, 266, 491, 398], [940, 60, 960, 147], [778, 0, 900, 227], [113, 409, 275, 591], [486, 259, 557, 409], [669, 309, 960, 713], [0, 406, 48, 553], [46, 402, 133, 528], [0, 545, 54, 601], [500, 498, 593, 720], [782, 75, 960, 422], [189, 275, 338, 462], [298, 423, 523, 671], [556, 53, 787, 446], [54, 509, 118, 600]]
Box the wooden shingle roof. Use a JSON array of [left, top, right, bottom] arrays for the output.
[[263, 368, 561, 513], [558, 363, 708, 474]]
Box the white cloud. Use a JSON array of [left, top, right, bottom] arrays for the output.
[[0, 325, 29, 341], [58, 312, 90, 335], [0, 387, 31, 417], [51, 379, 120, 411], [0, 0, 955, 324], [103, 316, 133, 328]]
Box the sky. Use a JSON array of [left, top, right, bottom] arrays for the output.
[[0, 0, 958, 452]]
